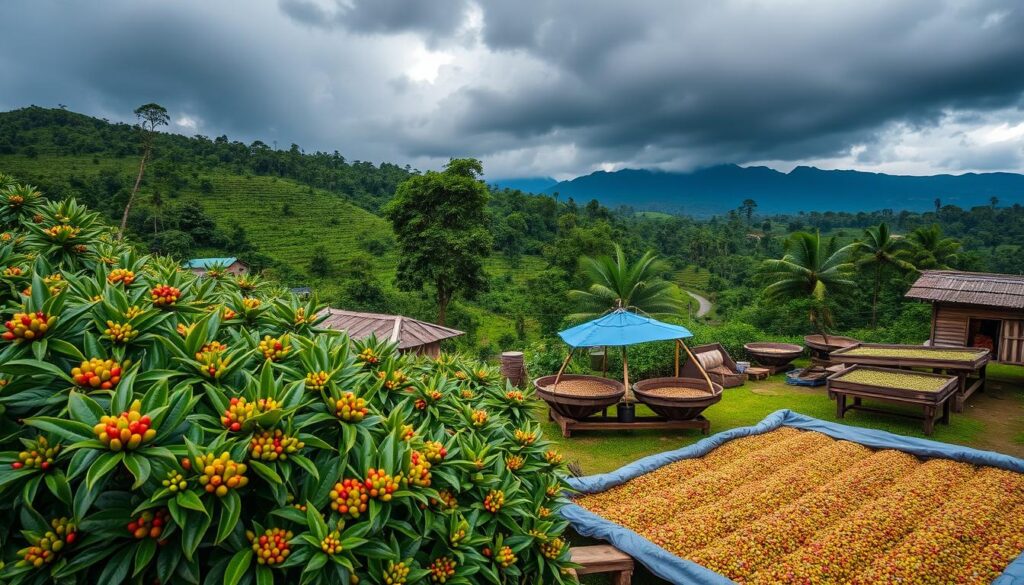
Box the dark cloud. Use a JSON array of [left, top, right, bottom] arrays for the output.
[[1, 0, 1023, 178]]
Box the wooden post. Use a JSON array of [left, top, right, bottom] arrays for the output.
[[622, 346, 631, 402], [674, 340, 680, 377], [602, 346, 608, 377], [553, 348, 576, 391], [680, 341, 715, 392]]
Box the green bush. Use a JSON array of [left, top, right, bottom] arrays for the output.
[[0, 182, 574, 584]]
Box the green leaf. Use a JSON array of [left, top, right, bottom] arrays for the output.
[[86, 450, 123, 490], [49, 338, 86, 362], [307, 502, 328, 541], [216, 490, 241, 544], [111, 363, 139, 413], [223, 549, 253, 585], [0, 358, 72, 382], [44, 469, 72, 505], [98, 546, 133, 584], [67, 391, 104, 424], [134, 538, 157, 577], [124, 453, 152, 489], [249, 460, 282, 484], [176, 490, 207, 514], [182, 508, 213, 561], [255, 564, 273, 585], [290, 454, 319, 481], [25, 416, 94, 442]]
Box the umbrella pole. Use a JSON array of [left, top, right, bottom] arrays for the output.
[[674, 340, 681, 377], [622, 346, 632, 402], [602, 346, 608, 377], [553, 348, 576, 391], [681, 340, 715, 392]]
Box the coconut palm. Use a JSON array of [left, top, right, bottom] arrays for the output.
[[909, 224, 960, 269], [761, 231, 857, 341], [568, 244, 683, 321], [855, 223, 916, 328]]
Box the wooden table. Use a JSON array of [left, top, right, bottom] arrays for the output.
[[744, 366, 772, 380], [548, 408, 709, 438], [829, 343, 989, 413], [570, 545, 634, 585], [827, 365, 958, 436]]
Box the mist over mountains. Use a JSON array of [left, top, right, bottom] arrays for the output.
[[494, 165, 1024, 216]]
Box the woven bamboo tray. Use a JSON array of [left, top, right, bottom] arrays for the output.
[[533, 374, 625, 420], [633, 377, 723, 420]]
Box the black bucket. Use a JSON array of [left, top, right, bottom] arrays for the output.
[[616, 402, 636, 423]]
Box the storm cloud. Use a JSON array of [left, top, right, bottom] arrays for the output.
[[1, 0, 1023, 179]]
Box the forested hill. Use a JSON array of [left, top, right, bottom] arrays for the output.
[[544, 165, 1024, 216], [0, 106, 412, 213]]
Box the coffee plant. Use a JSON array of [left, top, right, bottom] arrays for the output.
[[0, 181, 575, 585]]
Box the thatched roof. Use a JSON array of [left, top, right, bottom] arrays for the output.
[[905, 270, 1024, 309], [318, 309, 464, 349]]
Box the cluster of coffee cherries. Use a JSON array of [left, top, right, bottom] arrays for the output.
[[17, 517, 76, 568], [102, 320, 139, 343], [471, 410, 488, 427], [505, 390, 525, 402], [93, 400, 156, 451], [71, 357, 125, 389], [539, 537, 566, 560], [320, 530, 343, 555], [150, 284, 180, 307], [483, 489, 505, 513], [196, 341, 231, 379], [242, 297, 262, 310], [365, 468, 400, 501], [3, 311, 56, 343], [377, 369, 408, 391], [448, 521, 468, 547], [195, 452, 249, 496], [162, 469, 188, 493], [126, 509, 168, 539], [249, 528, 292, 566], [505, 454, 525, 471], [329, 478, 369, 518], [305, 370, 329, 392], [432, 489, 458, 511], [43, 225, 80, 241], [383, 560, 410, 585], [428, 556, 457, 583], [423, 441, 447, 464], [107, 268, 135, 286], [492, 546, 517, 569], [514, 429, 536, 446], [11, 435, 59, 471], [221, 396, 277, 432], [356, 347, 379, 365], [405, 451, 432, 487], [258, 334, 291, 361], [544, 450, 564, 465], [249, 429, 304, 461], [334, 392, 368, 422]]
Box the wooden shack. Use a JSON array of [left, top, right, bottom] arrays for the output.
[[905, 270, 1024, 365], [185, 257, 248, 276], [318, 309, 464, 358]]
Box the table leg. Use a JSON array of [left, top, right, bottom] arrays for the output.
[[853, 396, 862, 407], [980, 364, 987, 393], [923, 406, 935, 436], [836, 394, 846, 419], [941, 398, 951, 425]]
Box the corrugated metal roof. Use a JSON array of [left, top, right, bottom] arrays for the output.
[[905, 270, 1024, 309], [184, 257, 238, 269], [318, 309, 464, 349]]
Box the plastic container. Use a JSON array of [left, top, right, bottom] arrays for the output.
[[736, 361, 750, 373]]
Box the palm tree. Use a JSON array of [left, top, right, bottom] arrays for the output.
[[909, 224, 960, 269], [568, 244, 683, 321], [761, 231, 857, 341], [855, 223, 916, 328]]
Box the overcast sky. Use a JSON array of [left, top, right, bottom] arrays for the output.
[[2, 0, 1023, 180]]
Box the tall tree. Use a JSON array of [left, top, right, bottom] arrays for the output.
[[909, 224, 960, 269], [740, 199, 757, 224], [568, 244, 683, 321], [119, 103, 169, 239], [760, 231, 856, 340], [383, 158, 492, 325], [855, 223, 916, 328]]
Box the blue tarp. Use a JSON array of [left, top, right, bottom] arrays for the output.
[[562, 409, 1024, 585], [558, 310, 692, 348]]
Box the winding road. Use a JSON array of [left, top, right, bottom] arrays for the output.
[[685, 290, 713, 317]]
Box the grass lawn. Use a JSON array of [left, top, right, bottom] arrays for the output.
[[536, 362, 1024, 584]]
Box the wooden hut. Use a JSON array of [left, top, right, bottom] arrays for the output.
[[905, 270, 1024, 365], [318, 309, 464, 358], [185, 257, 248, 276]]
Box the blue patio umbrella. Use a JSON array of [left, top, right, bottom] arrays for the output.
[[558, 310, 692, 348], [554, 310, 707, 401]]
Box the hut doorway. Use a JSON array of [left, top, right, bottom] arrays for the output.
[[968, 318, 1001, 355]]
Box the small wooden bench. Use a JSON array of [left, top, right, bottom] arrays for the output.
[[570, 545, 634, 584], [744, 366, 771, 381]]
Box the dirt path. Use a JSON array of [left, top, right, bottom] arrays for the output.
[[685, 290, 713, 317]]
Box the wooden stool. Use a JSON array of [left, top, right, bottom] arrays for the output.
[[745, 367, 771, 381], [570, 545, 634, 584]]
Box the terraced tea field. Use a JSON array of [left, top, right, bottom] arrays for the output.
[[675, 265, 711, 291]]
